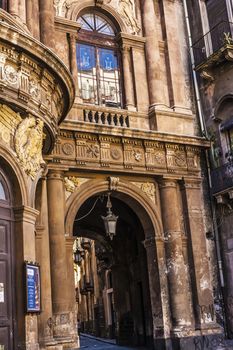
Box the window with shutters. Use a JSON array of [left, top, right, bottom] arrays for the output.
[[77, 11, 123, 108]]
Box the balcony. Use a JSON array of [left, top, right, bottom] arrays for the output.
[[211, 163, 233, 194], [0, 9, 75, 151], [192, 20, 233, 69], [66, 103, 149, 131]]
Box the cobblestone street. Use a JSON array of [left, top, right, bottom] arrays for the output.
[[78, 334, 233, 350], [79, 334, 147, 350]]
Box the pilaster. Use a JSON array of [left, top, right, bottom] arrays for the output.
[[180, 179, 221, 332], [14, 206, 40, 350], [159, 179, 194, 333]]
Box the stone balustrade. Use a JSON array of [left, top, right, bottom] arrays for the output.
[[67, 103, 149, 130]]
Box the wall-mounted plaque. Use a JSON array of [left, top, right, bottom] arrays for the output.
[[25, 262, 41, 313]]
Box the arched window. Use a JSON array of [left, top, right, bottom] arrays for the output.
[[77, 11, 122, 108], [0, 178, 7, 201]]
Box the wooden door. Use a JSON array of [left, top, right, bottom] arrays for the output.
[[0, 173, 14, 350]]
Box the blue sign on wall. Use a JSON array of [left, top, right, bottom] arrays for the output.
[[25, 263, 41, 313]]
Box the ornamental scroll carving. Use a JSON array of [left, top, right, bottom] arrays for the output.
[[0, 104, 45, 180]]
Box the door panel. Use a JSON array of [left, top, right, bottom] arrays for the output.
[[0, 220, 13, 350]]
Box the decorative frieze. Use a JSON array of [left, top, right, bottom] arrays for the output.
[[46, 130, 202, 177]]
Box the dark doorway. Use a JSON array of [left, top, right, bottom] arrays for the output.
[[73, 194, 153, 348], [0, 170, 14, 349]]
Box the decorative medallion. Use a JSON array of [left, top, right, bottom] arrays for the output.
[[4, 65, 18, 85], [62, 143, 75, 155], [14, 117, 45, 179], [110, 147, 121, 160]]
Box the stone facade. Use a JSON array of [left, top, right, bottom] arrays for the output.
[[0, 1, 226, 350]]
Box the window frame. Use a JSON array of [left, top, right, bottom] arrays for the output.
[[0, 175, 9, 203], [77, 10, 124, 109]]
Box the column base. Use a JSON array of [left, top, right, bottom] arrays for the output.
[[154, 333, 224, 350]]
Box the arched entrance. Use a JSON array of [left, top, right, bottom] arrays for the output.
[[0, 168, 15, 349], [66, 179, 166, 349]]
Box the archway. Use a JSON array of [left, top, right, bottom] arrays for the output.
[[66, 179, 164, 349]]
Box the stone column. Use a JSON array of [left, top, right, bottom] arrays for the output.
[[39, 0, 55, 49], [68, 34, 81, 100], [8, 0, 19, 18], [160, 0, 191, 114], [14, 206, 40, 350], [144, 236, 171, 348], [159, 179, 193, 332], [18, 0, 26, 24], [121, 45, 136, 111], [26, 0, 40, 40], [141, 0, 167, 108], [65, 237, 76, 311], [181, 179, 219, 329], [47, 171, 68, 324], [35, 177, 53, 343]]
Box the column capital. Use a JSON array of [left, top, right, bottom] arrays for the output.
[[47, 170, 64, 181], [65, 236, 76, 249], [14, 205, 39, 224], [180, 178, 202, 190], [158, 178, 178, 189]]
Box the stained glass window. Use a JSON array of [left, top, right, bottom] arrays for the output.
[[0, 181, 6, 200], [77, 12, 122, 108], [77, 13, 115, 36]]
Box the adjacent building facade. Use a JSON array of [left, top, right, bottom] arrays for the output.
[[0, 0, 228, 349], [187, 0, 233, 340]]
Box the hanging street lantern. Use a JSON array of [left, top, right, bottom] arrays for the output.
[[101, 192, 118, 240]]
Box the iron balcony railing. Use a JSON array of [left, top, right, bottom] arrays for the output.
[[211, 162, 233, 194], [192, 20, 233, 66]]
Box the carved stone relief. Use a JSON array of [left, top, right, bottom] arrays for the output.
[[53, 0, 141, 35], [0, 104, 45, 180], [105, 0, 140, 34], [47, 131, 201, 177], [15, 117, 45, 179], [64, 176, 89, 199], [132, 181, 157, 204]]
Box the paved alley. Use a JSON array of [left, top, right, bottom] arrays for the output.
[[79, 334, 147, 350]]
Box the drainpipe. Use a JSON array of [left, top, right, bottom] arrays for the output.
[[183, 0, 225, 302]]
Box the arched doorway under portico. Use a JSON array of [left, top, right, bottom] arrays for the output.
[[65, 178, 169, 349]]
